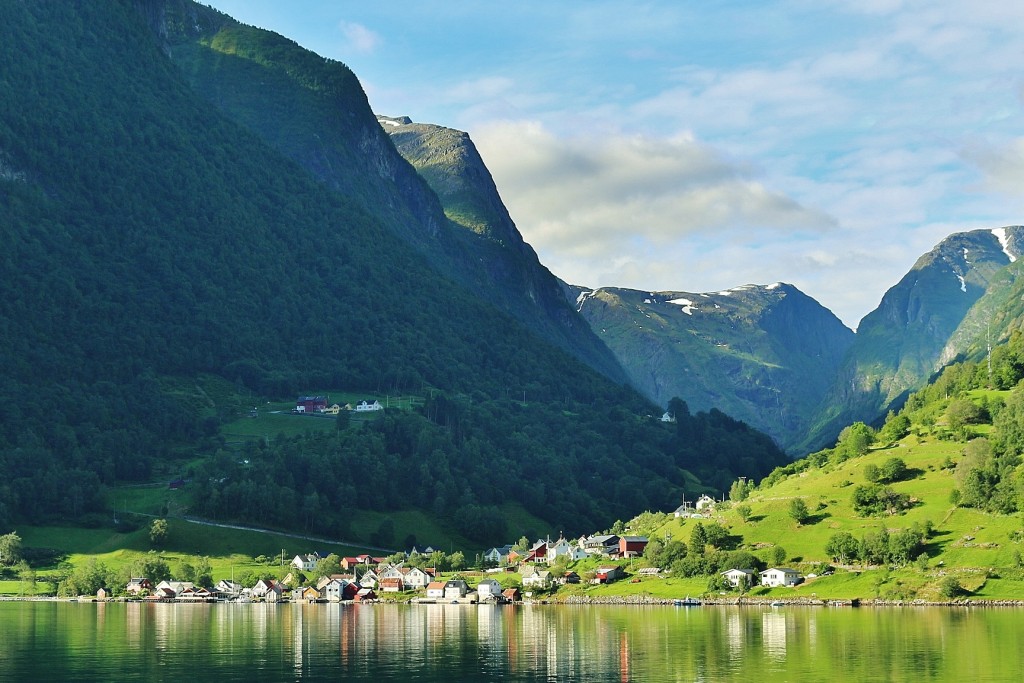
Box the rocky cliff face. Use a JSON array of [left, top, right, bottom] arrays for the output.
[[570, 283, 854, 451], [378, 116, 628, 382]]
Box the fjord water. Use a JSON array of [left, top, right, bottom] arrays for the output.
[[2, 602, 1021, 682]]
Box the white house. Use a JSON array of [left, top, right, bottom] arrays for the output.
[[154, 580, 194, 597], [660, 411, 676, 423], [358, 568, 379, 589], [291, 553, 320, 572], [322, 578, 349, 602], [355, 400, 383, 412], [401, 567, 434, 590], [720, 568, 756, 588], [760, 567, 802, 588], [522, 569, 552, 589], [426, 581, 446, 600], [215, 579, 243, 596], [695, 494, 716, 512], [476, 578, 503, 601], [444, 579, 469, 600], [545, 538, 573, 564], [252, 579, 282, 601]]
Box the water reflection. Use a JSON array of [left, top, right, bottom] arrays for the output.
[[4, 602, 1024, 682]]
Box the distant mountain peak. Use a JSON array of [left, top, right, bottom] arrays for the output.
[[378, 115, 413, 127]]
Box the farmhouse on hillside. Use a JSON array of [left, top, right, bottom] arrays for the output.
[[760, 567, 802, 587]]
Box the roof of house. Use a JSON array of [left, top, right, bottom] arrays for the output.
[[620, 536, 649, 543], [761, 567, 800, 574], [426, 581, 446, 590]]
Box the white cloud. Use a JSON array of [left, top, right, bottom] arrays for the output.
[[962, 138, 1024, 199], [338, 21, 380, 54]]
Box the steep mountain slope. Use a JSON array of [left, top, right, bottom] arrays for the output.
[[0, 1, 790, 537], [802, 227, 1024, 451], [565, 283, 853, 450], [139, 3, 625, 383], [375, 116, 626, 379]]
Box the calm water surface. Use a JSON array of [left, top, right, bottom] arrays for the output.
[[1, 601, 1021, 682]]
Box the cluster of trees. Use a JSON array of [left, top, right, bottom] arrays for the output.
[[824, 525, 928, 567], [189, 396, 788, 544], [642, 521, 772, 590]]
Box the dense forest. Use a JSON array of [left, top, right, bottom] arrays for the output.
[[189, 396, 785, 542], [0, 2, 789, 540]]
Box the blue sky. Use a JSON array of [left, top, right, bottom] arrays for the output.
[[204, 1, 1024, 328]]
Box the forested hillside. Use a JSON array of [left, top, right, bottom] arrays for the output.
[[0, 1, 788, 541], [146, 4, 626, 384]]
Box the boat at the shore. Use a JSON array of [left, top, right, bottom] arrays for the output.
[[674, 597, 701, 606]]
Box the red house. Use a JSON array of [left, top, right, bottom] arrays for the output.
[[619, 536, 649, 558], [296, 395, 328, 413]]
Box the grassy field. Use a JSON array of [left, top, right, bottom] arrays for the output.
[[0, 519, 377, 596], [220, 391, 424, 443]]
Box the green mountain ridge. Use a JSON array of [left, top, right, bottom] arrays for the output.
[[801, 227, 1024, 452], [0, 0, 789, 542], [146, 5, 626, 385]]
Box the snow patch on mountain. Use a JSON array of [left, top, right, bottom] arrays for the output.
[[575, 290, 595, 312], [993, 227, 1017, 262], [668, 297, 697, 315]]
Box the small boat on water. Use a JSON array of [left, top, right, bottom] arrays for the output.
[[674, 597, 701, 606]]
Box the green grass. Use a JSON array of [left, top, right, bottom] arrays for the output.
[[220, 391, 424, 443]]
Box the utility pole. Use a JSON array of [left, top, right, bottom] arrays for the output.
[[988, 319, 993, 387]]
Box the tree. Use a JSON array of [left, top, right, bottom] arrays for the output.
[[149, 519, 168, 547], [194, 556, 213, 587], [735, 504, 752, 522], [132, 552, 171, 583], [316, 553, 342, 578], [788, 498, 810, 525], [877, 411, 911, 444], [449, 551, 466, 572], [703, 523, 729, 549], [837, 422, 875, 458], [878, 457, 908, 483], [824, 532, 859, 564], [946, 399, 985, 431], [770, 546, 786, 566], [729, 479, 751, 502], [888, 528, 924, 567], [938, 576, 964, 599], [0, 531, 22, 566], [689, 523, 708, 555], [17, 560, 36, 596]]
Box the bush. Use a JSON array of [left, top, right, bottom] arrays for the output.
[[938, 576, 964, 599]]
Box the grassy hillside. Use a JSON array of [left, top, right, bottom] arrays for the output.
[[616, 344, 1024, 601]]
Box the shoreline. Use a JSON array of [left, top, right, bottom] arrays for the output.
[[4, 595, 1024, 607]]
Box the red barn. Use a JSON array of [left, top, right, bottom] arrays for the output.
[[619, 536, 649, 558], [296, 395, 328, 413]]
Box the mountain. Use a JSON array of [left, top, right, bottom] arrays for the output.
[[142, 5, 625, 384], [801, 227, 1024, 451], [0, 0, 789, 540], [564, 283, 854, 450]]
